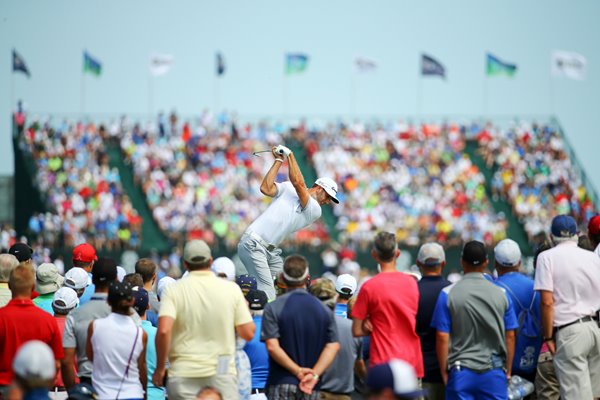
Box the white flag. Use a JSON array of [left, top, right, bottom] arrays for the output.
[[150, 53, 174, 77], [552, 50, 586, 80], [354, 56, 377, 73]]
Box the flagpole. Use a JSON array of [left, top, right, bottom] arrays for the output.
[[80, 71, 85, 115], [549, 71, 555, 117], [282, 75, 289, 117], [350, 69, 357, 118], [148, 74, 154, 118], [10, 74, 15, 116], [482, 75, 488, 117], [214, 76, 220, 114], [416, 74, 423, 117]]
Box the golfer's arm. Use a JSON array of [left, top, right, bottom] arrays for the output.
[[260, 160, 282, 197], [288, 152, 310, 208]]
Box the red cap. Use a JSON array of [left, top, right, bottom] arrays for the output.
[[588, 215, 600, 236], [72, 243, 97, 263]]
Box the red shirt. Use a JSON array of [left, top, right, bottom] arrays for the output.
[[353, 272, 424, 377], [0, 299, 64, 385]]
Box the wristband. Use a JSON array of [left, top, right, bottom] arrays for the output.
[[312, 374, 319, 381], [543, 337, 553, 342], [274, 158, 284, 163]]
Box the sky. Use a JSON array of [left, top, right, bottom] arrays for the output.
[[1, 0, 600, 193]]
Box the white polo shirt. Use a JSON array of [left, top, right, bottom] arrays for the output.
[[534, 241, 600, 326], [246, 181, 322, 246]]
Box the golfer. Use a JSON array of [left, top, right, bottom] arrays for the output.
[[238, 145, 339, 300]]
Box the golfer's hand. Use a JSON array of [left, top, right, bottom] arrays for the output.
[[274, 145, 291, 157]]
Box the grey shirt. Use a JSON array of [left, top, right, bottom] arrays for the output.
[[320, 316, 362, 394], [148, 290, 160, 314]]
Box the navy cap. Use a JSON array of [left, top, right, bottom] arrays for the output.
[[461, 240, 487, 266], [108, 281, 133, 304], [92, 257, 118, 283], [246, 289, 268, 311], [551, 215, 577, 238], [366, 359, 427, 399], [9, 242, 33, 262], [132, 286, 149, 316], [67, 382, 98, 400], [236, 274, 257, 291]]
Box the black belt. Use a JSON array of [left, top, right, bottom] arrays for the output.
[[556, 315, 597, 332], [252, 388, 265, 394], [79, 376, 92, 385], [53, 387, 67, 392]]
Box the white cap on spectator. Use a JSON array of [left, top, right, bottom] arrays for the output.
[[116, 266, 126, 282], [64, 267, 89, 290], [417, 243, 445, 266], [13, 340, 56, 381], [335, 274, 357, 295], [494, 239, 522, 267], [53, 287, 79, 311], [211, 257, 236, 281], [157, 276, 176, 299]]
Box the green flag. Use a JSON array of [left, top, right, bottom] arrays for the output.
[[83, 51, 102, 76], [486, 53, 517, 77], [285, 53, 309, 75]]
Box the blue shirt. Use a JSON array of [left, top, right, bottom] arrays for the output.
[[23, 388, 50, 400], [141, 320, 166, 400], [33, 293, 55, 315], [79, 273, 95, 305], [334, 303, 348, 318], [244, 316, 269, 389]]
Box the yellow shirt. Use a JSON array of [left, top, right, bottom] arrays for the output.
[[159, 270, 252, 377]]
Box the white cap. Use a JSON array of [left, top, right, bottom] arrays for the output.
[[116, 266, 126, 282], [13, 340, 56, 381], [315, 177, 340, 204], [157, 276, 176, 299], [64, 267, 89, 290], [417, 243, 445, 266], [211, 257, 236, 281], [335, 274, 357, 295], [494, 239, 522, 267], [53, 287, 79, 311]]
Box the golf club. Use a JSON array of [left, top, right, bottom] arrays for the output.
[[252, 149, 273, 157]]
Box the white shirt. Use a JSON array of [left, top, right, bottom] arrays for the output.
[[595, 243, 600, 258], [246, 181, 322, 246], [534, 241, 600, 326]]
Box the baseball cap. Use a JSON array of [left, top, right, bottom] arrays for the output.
[[64, 267, 89, 290], [315, 177, 340, 204], [157, 276, 176, 299], [72, 243, 97, 263], [108, 281, 133, 304], [461, 240, 487, 266], [551, 215, 577, 238], [183, 240, 212, 264], [36, 263, 64, 295], [366, 359, 427, 399], [132, 286, 149, 315], [13, 340, 56, 381], [309, 278, 337, 300], [92, 257, 118, 284], [211, 257, 236, 281], [335, 274, 357, 295], [116, 266, 126, 282], [9, 242, 33, 262], [246, 289, 268, 311], [494, 239, 522, 267], [588, 215, 600, 236], [417, 243, 446, 266], [53, 287, 79, 311], [67, 382, 98, 400], [236, 274, 257, 291]]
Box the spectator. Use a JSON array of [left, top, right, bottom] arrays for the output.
[[52, 287, 80, 398], [135, 258, 160, 313], [431, 240, 518, 400], [211, 257, 236, 281], [34, 263, 64, 315], [236, 274, 258, 297], [352, 232, 423, 378], [9, 242, 33, 265], [123, 273, 145, 288], [587, 214, 600, 257], [365, 359, 427, 400], [494, 239, 542, 384], [334, 274, 357, 318], [12, 341, 57, 400], [261, 255, 340, 399], [196, 387, 223, 400], [61, 257, 117, 389], [86, 281, 147, 400], [243, 289, 269, 399], [0, 254, 19, 307], [71, 244, 97, 305], [534, 215, 600, 399], [415, 242, 450, 400], [0, 265, 64, 398], [64, 267, 89, 299], [156, 276, 175, 300], [152, 240, 255, 399], [65, 383, 97, 400], [309, 278, 363, 400], [116, 266, 127, 282]]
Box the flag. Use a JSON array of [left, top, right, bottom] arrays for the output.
[[354, 56, 377, 73], [552, 50, 586, 81], [83, 51, 101, 76], [150, 53, 174, 77], [12, 49, 30, 78], [421, 54, 445, 78], [216, 52, 226, 76], [486, 53, 517, 77], [285, 53, 309, 75]]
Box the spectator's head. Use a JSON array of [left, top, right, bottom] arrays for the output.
[[416, 242, 446, 274], [91, 257, 118, 291], [347, 296, 357, 319], [281, 255, 310, 288], [211, 257, 236, 281], [52, 287, 79, 316], [309, 278, 337, 309], [9, 242, 33, 264], [461, 241, 488, 272], [246, 289, 268, 316], [36, 263, 64, 295], [183, 240, 212, 271], [236, 274, 257, 296], [494, 239, 522, 275], [550, 215, 578, 244], [72, 243, 97, 272], [12, 340, 56, 392], [123, 273, 144, 288], [0, 253, 19, 283], [132, 286, 149, 317], [366, 359, 427, 400], [64, 267, 89, 298], [371, 232, 399, 265], [135, 258, 157, 286], [9, 264, 35, 298], [108, 281, 134, 314], [587, 215, 600, 248], [66, 382, 98, 400], [157, 276, 176, 300], [578, 235, 594, 251], [313, 177, 340, 206], [335, 274, 357, 301], [196, 387, 222, 400]]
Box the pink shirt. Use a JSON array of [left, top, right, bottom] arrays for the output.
[[534, 241, 600, 326]]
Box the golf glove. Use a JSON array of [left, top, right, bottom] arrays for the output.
[[275, 145, 292, 157]]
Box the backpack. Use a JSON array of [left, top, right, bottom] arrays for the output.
[[496, 281, 542, 374]]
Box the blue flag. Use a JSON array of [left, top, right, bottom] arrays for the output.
[[285, 53, 309, 75], [12, 49, 30, 78], [216, 52, 226, 76], [421, 54, 445, 78], [83, 51, 102, 76]]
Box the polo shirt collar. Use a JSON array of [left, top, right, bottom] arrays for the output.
[[0, 282, 8, 289], [188, 270, 214, 277], [8, 298, 34, 306], [463, 272, 485, 280], [90, 293, 108, 300], [421, 275, 445, 281], [557, 240, 578, 248]]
